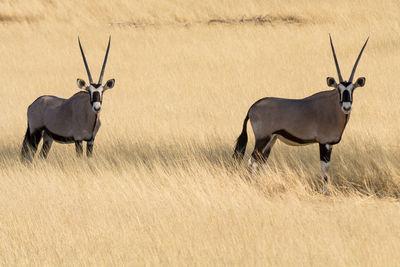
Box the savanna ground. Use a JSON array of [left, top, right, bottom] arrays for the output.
[[0, 0, 400, 265]]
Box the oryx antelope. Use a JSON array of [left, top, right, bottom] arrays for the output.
[[21, 37, 115, 162], [233, 35, 368, 182]]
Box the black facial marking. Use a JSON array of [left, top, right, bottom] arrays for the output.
[[92, 91, 101, 103], [89, 83, 103, 104], [91, 83, 102, 88], [340, 81, 352, 87], [273, 130, 316, 144], [338, 81, 353, 104], [342, 90, 351, 102]]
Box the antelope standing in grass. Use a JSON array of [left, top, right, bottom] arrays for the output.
[[233, 35, 368, 182], [21, 37, 115, 162]]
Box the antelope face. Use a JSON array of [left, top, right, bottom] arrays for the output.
[[327, 35, 368, 115], [77, 79, 115, 113], [327, 77, 365, 114], [77, 36, 114, 113]]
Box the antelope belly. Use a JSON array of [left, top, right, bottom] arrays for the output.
[[277, 135, 309, 146]]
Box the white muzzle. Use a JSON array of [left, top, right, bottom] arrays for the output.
[[92, 102, 101, 112]]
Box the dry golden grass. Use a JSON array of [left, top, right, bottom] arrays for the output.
[[1, 0, 400, 265]]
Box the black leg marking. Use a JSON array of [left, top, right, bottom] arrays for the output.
[[251, 136, 271, 164], [30, 129, 42, 153], [319, 143, 333, 182], [21, 128, 43, 162], [262, 135, 277, 161], [39, 133, 53, 159], [86, 140, 94, 157], [75, 141, 83, 157], [248, 136, 274, 174]]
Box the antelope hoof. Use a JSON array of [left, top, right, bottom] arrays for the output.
[[322, 185, 331, 196], [247, 157, 259, 175]]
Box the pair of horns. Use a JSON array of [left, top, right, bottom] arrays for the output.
[[78, 36, 111, 85], [329, 34, 369, 83]]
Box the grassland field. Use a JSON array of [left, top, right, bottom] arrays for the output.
[[1, 0, 400, 265]]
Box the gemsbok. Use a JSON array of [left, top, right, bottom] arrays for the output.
[[21, 37, 115, 162], [233, 35, 368, 183]]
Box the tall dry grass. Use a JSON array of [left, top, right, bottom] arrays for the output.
[[0, 0, 400, 265]]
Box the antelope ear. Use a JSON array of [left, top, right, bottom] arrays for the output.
[[354, 77, 366, 88], [327, 77, 337, 87], [104, 79, 115, 90], [77, 78, 86, 89]]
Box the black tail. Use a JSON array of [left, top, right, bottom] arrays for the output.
[[233, 114, 249, 160]]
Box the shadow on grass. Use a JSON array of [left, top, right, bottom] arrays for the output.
[[0, 13, 41, 23], [98, 139, 236, 170], [110, 14, 306, 28], [1, 138, 400, 198], [0, 138, 237, 173], [263, 143, 400, 198]]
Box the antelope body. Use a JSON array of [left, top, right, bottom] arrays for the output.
[[21, 37, 115, 162], [233, 36, 368, 182]]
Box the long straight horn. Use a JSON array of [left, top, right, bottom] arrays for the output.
[[329, 34, 344, 83], [98, 36, 111, 84], [349, 37, 369, 83], [78, 37, 93, 84]]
